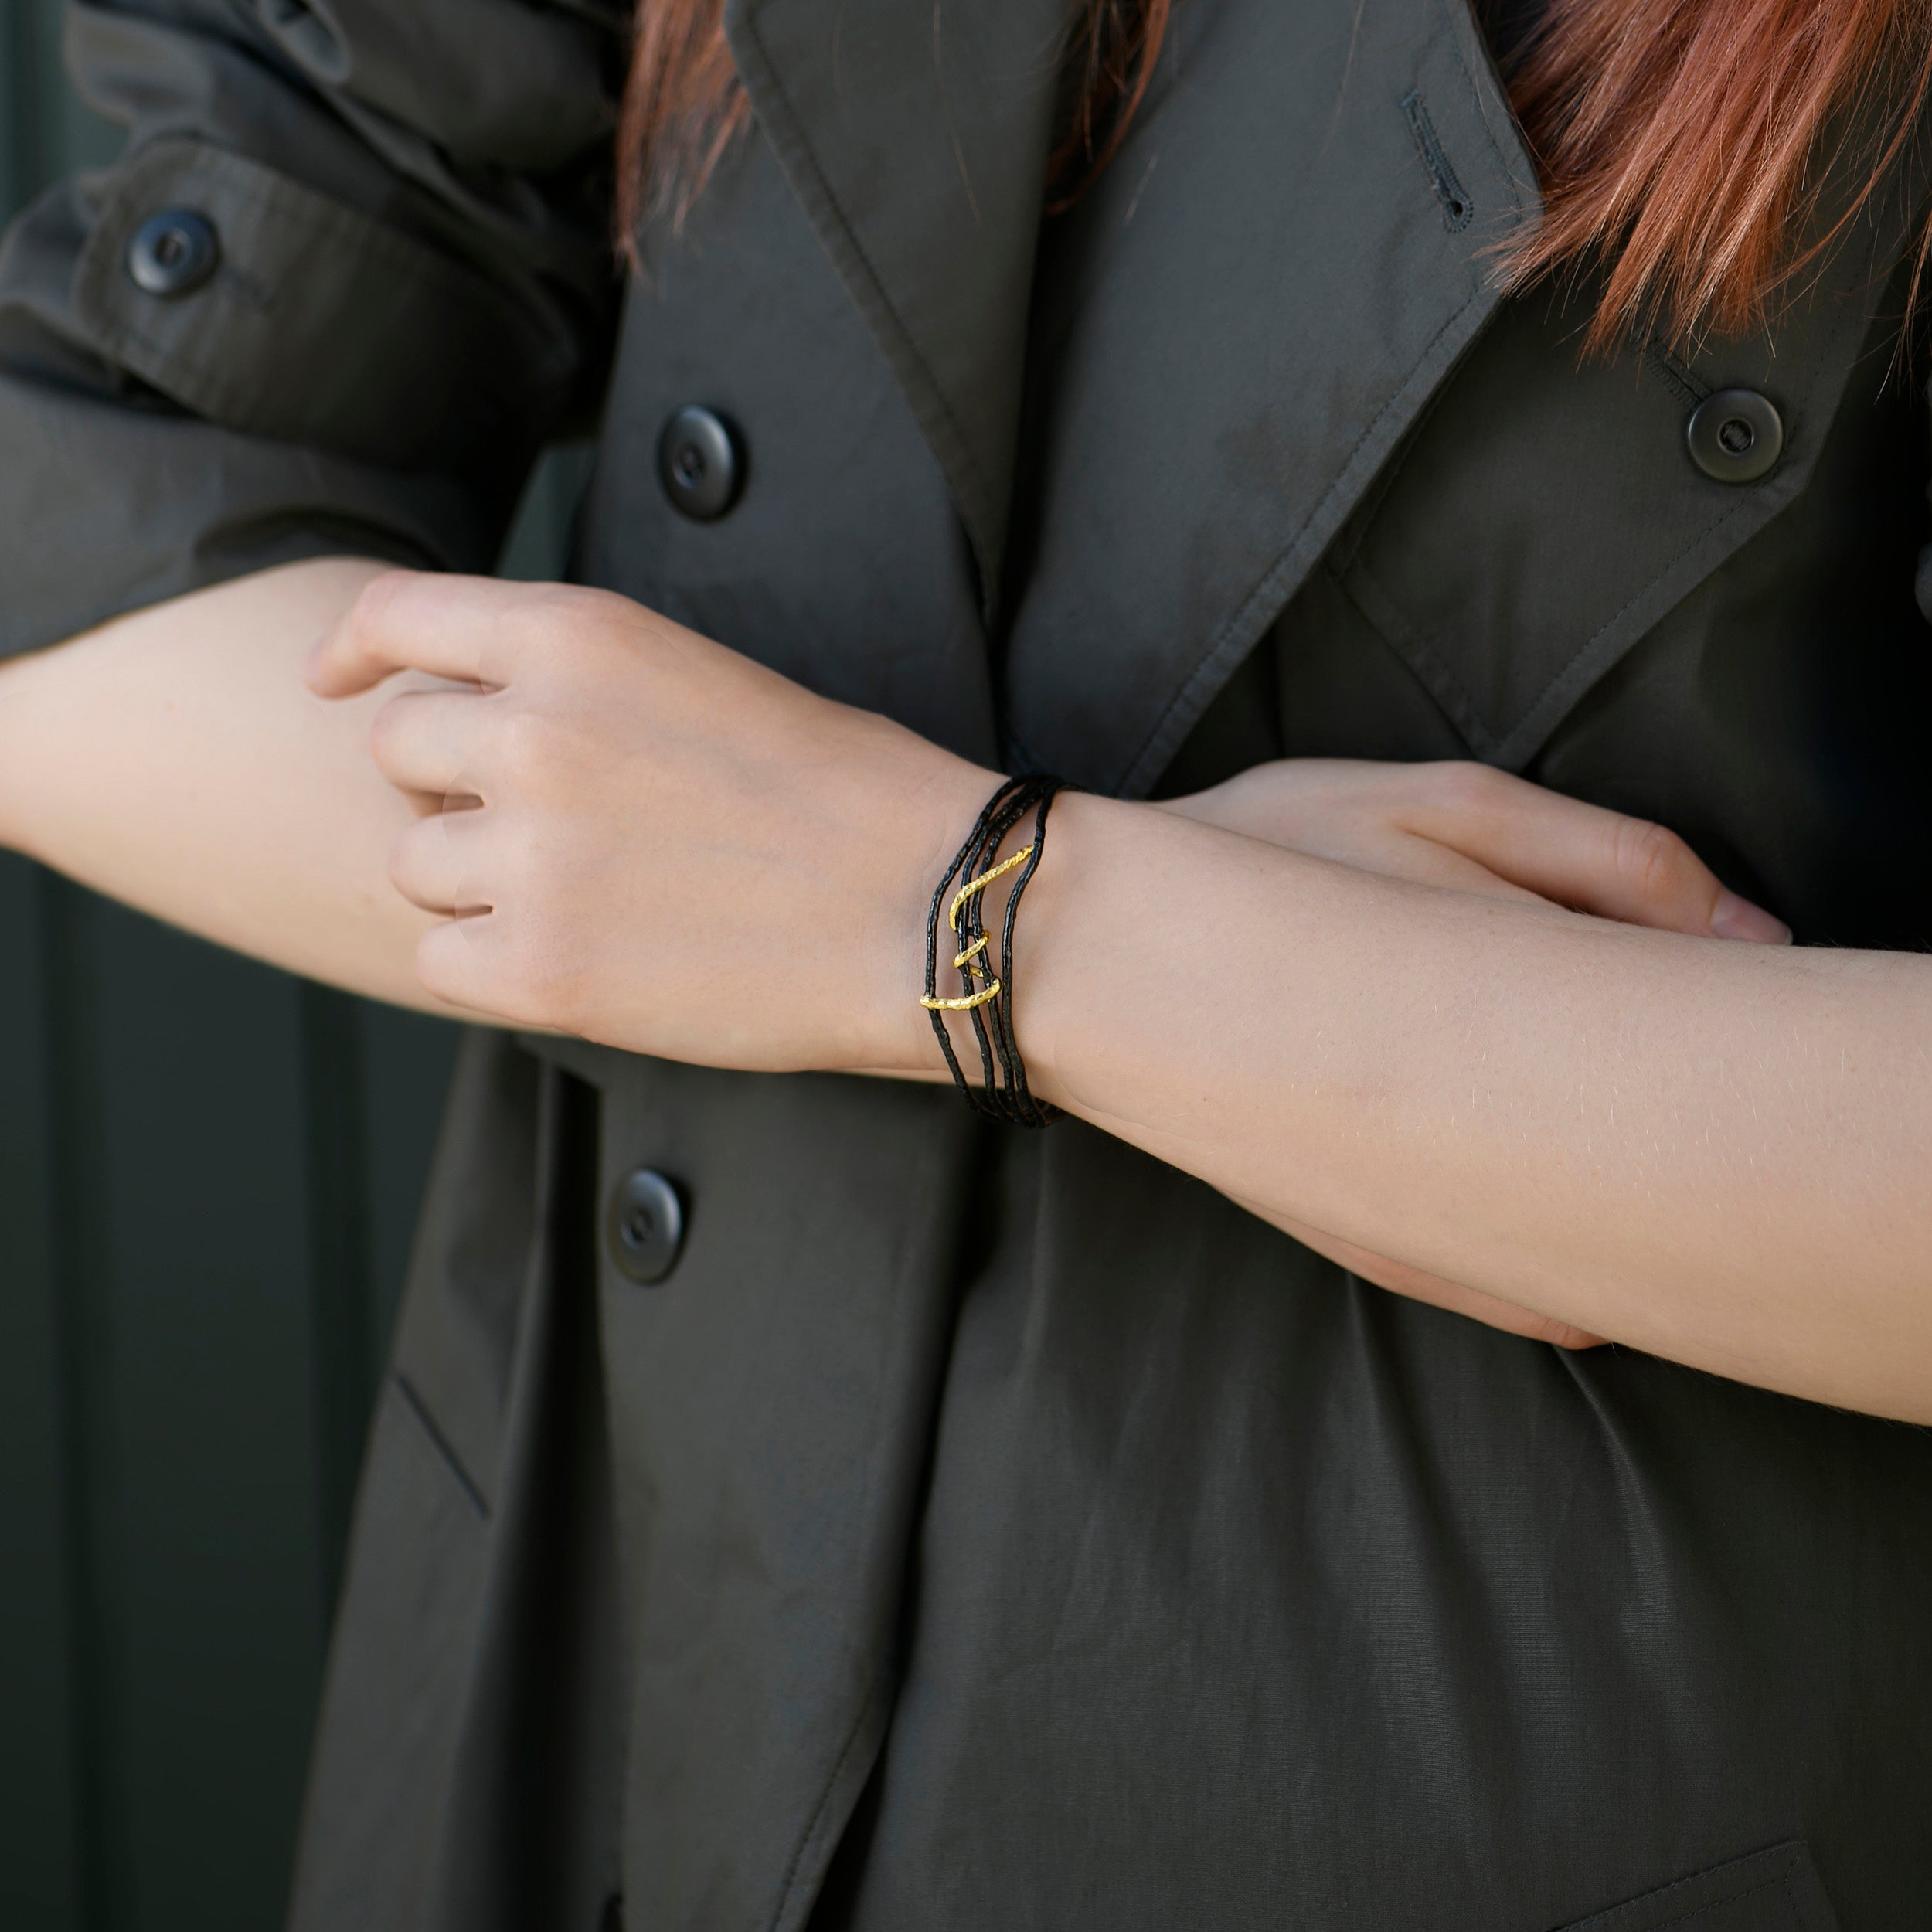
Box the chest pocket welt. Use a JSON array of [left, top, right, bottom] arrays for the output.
[[1553, 1840, 1841, 1932], [1328, 274, 1876, 774]]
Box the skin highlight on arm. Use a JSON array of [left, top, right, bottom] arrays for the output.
[[0, 558, 467, 1018], [1012, 794, 1932, 1419]]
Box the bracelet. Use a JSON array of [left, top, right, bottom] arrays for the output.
[[920, 774, 1069, 1126]]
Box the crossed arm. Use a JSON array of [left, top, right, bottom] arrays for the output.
[[2, 558, 1927, 1419]]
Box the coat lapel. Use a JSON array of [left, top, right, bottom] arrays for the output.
[[727, 0, 1546, 794], [1001, 0, 1541, 794], [724, 0, 1065, 611]]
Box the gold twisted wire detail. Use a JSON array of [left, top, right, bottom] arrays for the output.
[[947, 844, 1036, 933], [920, 980, 1003, 1012], [923, 843, 1035, 1012]]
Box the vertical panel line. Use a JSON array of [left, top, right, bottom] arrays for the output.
[[300, 985, 376, 1620], [42, 873, 124, 1932]]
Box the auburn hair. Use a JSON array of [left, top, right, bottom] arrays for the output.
[[616, 0, 1932, 349]]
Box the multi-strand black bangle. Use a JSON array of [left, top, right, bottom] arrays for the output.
[[920, 774, 1069, 1126]]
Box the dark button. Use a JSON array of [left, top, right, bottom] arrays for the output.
[[127, 209, 220, 298], [1685, 387, 1783, 484], [658, 406, 742, 521], [605, 1168, 685, 1284]]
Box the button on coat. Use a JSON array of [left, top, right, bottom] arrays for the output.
[[658, 406, 743, 520], [126, 209, 219, 298], [606, 1167, 685, 1284], [1686, 387, 1784, 483]]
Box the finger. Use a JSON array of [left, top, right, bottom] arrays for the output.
[[1162, 789, 1553, 905], [389, 804, 496, 916], [1359, 835, 1549, 905], [414, 911, 555, 1029], [1264, 1207, 1606, 1349], [369, 688, 494, 801], [1398, 764, 1791, 943], [307, 570, 534, 698]]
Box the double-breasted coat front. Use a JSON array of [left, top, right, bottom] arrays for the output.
[[6, 0, 1932, 1925]]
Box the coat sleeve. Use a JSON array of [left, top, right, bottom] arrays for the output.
[[0, 0, 625, 660]]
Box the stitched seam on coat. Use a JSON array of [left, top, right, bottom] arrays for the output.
[[390, 1372, 491, 1521], [1347, 491, 1753, 760], [1115, 0, 1540, 795], [1560, 1845, 1803, 1930], [1574, 1874, 1790, 1932], [1342, 292, 1870, 770], [1114, 280, 1491, 792], [1349, 0, 1529, 756], [1498, 280, 1868, 754], [1325, 375, 1460, 577], [730, 7, 1006, 595], [1656, 1876, 1784, 1930], [1488, 497, 1758, 760], [766, 1693, 879, 1932], [1337, 0, 1546, 753], [1314, 556, 1476, 757], [1336, 558, 1489, 756], [1459, 196, 1884, 767]]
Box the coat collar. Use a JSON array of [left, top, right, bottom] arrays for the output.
[[724, 0, 1064, 615], [730, 0, 1543, 787], [1002, 0, 1544, 793]]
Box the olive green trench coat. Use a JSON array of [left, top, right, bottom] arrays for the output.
[[7, 1, 1932, 1927]]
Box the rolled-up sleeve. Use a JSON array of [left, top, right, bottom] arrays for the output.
[[0, 0, 623, 658]]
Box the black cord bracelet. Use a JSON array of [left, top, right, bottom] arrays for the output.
[[920, 774, 1069, 1126]]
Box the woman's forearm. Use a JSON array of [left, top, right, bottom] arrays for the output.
[[0, 558, 458, 1016], [1014, 795, 1932, 1418]]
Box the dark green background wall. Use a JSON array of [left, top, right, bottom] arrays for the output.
[[0, 11, 583, 1925]]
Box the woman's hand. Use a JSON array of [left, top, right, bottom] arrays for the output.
[[1162, 758, 1789, 941], [307, 570, 995, 1071]]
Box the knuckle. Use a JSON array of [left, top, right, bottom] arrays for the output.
[[495, 705, 556, 785], [1424, 759, 1507, 814], [519, 584, 610, 655], [515, 598, 579, 661], [349, 567, 415, 636], [1613, 816, 1693, 900]]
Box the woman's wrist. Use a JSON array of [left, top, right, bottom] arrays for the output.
[[879, 781, 1130, 1111], [985, 787, 1128, 1115], [849, 746, 1008, 1077]]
